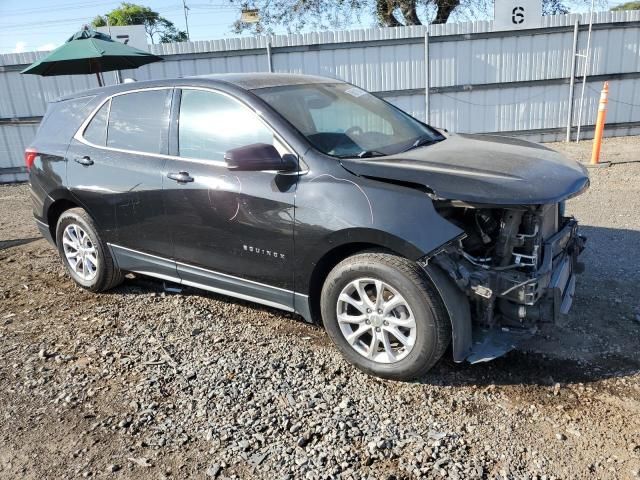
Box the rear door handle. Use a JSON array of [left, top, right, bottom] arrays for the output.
[[167, 171, 194, 183], [74, 156, 94, 166]]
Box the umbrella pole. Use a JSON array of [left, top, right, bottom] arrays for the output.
[[96, 72, 103, 87]]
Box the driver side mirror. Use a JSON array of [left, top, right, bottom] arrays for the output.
[[224, 143, 298, 172]]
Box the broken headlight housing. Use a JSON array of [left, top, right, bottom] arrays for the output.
[[423, 200, 585, 327]]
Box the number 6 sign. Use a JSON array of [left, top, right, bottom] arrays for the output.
[[494, 0, 541, 30]]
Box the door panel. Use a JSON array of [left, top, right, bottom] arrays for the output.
[[163, 88, 298, 302], [67, 141, 170, 255], [164, 163, 297, 289], [67, 88, 175, 278]]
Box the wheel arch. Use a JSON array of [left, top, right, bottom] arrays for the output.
[[46, 196, 81, 244], [422, 263, 473, 363], [299, 228, 429, 325], [302, 241, 393, 325], [298, 230, 473, 363]]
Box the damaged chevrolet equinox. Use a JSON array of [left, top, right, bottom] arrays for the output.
[[28, 73, 588, 380]]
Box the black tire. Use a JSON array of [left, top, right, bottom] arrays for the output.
[[321, 252, 451, 381], [55, 207, 123, 292]]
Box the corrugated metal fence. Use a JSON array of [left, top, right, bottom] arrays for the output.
[[1, 10, 639, 182]]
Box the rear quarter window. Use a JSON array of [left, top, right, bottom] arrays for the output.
[[37, 96, 95, 143]]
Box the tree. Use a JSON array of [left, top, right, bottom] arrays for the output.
[[228, 0, 571, 33], [92, 3, 187, 44], [610, 1, 640, 10], [542, 0, 568, 15]]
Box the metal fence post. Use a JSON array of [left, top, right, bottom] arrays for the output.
[[266, 36, 273, 73], [565, 20, 579, 142], [424, 29, 430, 124], [576, 2, 595, 142]]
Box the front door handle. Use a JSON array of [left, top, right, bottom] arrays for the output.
[[74, 156, 94, 166], [167, 171, 194, 183]]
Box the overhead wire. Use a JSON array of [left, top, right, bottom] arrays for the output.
[[586, 83, 640, 107], [0, 0, 246, 51], [434, 81, 639, 108], [0, 6, 186, 29], [0, 0, 123, 17], [436, 89, 549, 106]]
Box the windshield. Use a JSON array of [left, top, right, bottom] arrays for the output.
[[254, 83, 444, 158]]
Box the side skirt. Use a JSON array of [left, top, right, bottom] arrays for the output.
[[108, 243, 309, 317]]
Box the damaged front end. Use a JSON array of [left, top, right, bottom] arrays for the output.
[[422, 201, 586, 363]]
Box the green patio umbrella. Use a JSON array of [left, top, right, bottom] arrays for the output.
[[21, 27, 163, 86]]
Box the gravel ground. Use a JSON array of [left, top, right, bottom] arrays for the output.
[[1, 138, 639, 479]]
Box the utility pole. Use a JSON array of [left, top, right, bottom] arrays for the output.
[[106, 16, 121, 84], [182, 0, 190, 40]]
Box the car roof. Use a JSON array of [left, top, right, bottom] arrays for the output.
[[191, 73, 338, 90], [55, 73, 341, 102]]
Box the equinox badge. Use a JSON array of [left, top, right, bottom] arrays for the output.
[[243, 244, 285, 260]]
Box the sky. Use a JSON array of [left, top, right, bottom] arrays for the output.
[[0, 0, 266, 54], [0, 0, 624, 55]]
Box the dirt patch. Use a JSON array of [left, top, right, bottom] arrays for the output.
[[1, 145, 639, 479]]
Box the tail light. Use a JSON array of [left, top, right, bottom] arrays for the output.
[[24, 148, 38, 171]]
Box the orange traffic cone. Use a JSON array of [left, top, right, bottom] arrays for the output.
[[591, 82, 609, 165]]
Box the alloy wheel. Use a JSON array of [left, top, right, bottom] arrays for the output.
[[62, 223, 99, 282], [336, 278, 417, 363]]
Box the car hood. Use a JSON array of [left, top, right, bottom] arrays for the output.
[[339, 133, 589, 205]]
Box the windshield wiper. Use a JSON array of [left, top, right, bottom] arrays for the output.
[[402, 135, 440, 153], [357, 150, 386, 158]]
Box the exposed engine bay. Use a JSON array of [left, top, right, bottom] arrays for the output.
[[426, 201, 586, 329]]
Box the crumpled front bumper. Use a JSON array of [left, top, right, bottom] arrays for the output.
[[463, 219, 585, 363], [543, 219, 585, 320], [501, 218, 585, 324], [435, 217, 586, 325], [423, 216, 586, 363]]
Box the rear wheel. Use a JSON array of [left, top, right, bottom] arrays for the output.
[[321, 252, 450, 380], [55, 208, 123, 292]]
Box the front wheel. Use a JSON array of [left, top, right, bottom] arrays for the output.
[[320, 253, 451, 380], [55, 208, 123, 292]]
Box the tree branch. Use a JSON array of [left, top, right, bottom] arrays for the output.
[[433, 0, 460, 24], [399, 0, 422, 25]]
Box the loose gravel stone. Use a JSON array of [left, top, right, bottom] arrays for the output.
[[206, 464, 222, 477]]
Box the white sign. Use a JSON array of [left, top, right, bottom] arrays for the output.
[[494, 0, 541, 31], [96, 25, 148, 52], [241, 8, 260, 23]]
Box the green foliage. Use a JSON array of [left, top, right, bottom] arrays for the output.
[[543, 0, 569, 15], [229, 0, 365, 34], [91, 2, 187, 43], [610, 1, 640, 10]]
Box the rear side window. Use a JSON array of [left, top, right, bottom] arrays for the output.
[[37, 96, 95, 142], [83, 100, 109, 146], [106, 90, 171, 154], [178, 89, 273, 161]]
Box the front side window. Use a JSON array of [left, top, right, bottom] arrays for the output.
[[106, 89, 171, 154], [255, 83, 444, 158], [83, 100, 109, 146], [178, 89, 273, 161]]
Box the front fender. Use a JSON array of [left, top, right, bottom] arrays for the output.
[[294, 165, 463, 294]]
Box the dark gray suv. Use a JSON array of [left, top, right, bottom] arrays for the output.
[[27, 73, 588, 380]]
